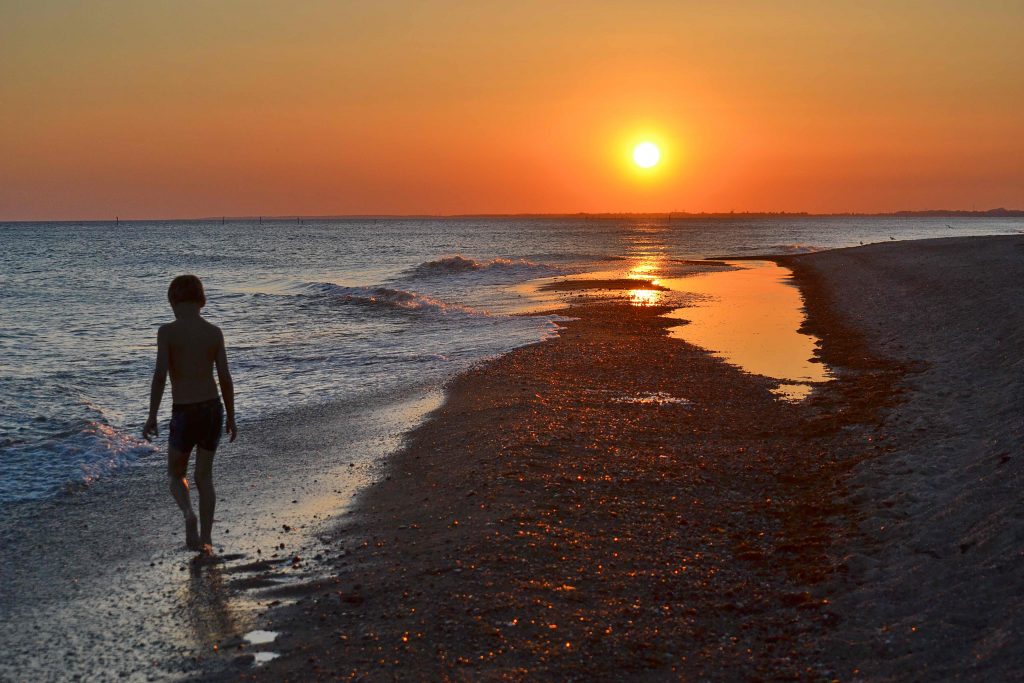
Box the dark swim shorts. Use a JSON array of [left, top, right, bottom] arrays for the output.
[[169, 398, 224, 453]]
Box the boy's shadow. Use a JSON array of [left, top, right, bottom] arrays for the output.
[[181, 553, 248, 650]]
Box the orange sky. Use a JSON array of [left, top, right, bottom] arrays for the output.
[[2, 1, 1023, 219]]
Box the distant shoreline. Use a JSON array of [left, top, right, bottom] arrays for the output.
[[3, 208, 1024, 223]]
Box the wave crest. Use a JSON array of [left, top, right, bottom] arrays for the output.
[[407, 255, 556, 278], [73, 421, 155, 488], [307, 283, 479, 315], [1, 414, 155, 502]]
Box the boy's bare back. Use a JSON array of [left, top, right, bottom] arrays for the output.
[[160, 317, 225, 405]]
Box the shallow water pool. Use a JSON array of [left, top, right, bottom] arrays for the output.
[[661, 260, 832, 400]]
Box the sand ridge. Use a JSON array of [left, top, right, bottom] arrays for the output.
[[789, 236, 1024, 681]]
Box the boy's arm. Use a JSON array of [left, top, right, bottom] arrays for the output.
[[215, 329, 237, 442], [143, 326, 169, 440]]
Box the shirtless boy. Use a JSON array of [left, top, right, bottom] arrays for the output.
[[143, 275, 237, 554]]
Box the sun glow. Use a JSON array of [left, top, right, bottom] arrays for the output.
[[632, 142, 661, 168]]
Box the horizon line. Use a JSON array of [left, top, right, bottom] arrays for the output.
[[3, 207, 1024, 223]]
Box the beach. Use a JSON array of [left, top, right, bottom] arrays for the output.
[[201, 235, 1022, 681], [228, 299, 854, 680], [792, 236, 1024, 680], [4, 228, 1023, 681]]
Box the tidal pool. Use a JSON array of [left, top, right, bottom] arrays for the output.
[[661, 260, 831, 400], [243, 630, 279, 645]]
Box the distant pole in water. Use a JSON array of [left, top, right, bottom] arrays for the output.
[[115, 216, 119, 225], [222, 216, 225, 225], [259, 216, 262, 225]]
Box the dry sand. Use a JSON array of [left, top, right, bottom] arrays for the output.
[[789, 236, 1024, 680]]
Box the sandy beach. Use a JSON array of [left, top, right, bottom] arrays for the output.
[[5, 235, 1020, 681], [791, 236, 1024, 680], [195, 235, 1023, 681]]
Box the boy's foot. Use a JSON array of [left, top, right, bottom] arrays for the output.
[[185, 515, 200, 551]]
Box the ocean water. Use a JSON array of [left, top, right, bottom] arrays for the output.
[[1, 216, 1021, 505]]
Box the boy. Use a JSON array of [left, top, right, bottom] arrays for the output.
[[143, 275, 237, 554]]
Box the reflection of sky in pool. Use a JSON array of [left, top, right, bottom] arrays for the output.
[[660, 261, 832, 401], [510, 255, 832, 401]]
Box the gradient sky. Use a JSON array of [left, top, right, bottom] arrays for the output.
[[2, 1, 1023, 219]]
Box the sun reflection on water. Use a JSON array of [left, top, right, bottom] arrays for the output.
[[627, 288, 663, 305], [661, 260, 832, 400]]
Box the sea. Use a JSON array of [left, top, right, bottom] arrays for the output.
[[2, 216, 1022, 506]]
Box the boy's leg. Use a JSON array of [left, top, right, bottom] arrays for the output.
[[194, 447, 216, 548], [168, 447, 200, 550]]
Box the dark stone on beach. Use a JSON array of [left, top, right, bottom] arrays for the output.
[[282, 524, 291, 532], [221, 635, 245, 649], [233, 654, 255, 667], [339, 592, 365, 605]]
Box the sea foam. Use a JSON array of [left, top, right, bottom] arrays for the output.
[[305, 282, 483, 315], [405, 255, 557, 279]]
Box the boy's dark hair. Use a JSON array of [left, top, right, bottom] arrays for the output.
[[168, 274, 206, 307]]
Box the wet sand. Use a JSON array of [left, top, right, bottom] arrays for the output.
[[225, 261, 902, 680], [540, 278, 671, 292], [0, 389, 441, 680]]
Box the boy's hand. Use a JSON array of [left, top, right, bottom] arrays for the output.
[[143, 416, 158, 442], [226, 418, 238, 443]]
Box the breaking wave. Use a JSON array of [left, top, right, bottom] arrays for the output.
[[1, 412, 155, 503], [305, 282, 482, 315], [406, 255, 558, 278]]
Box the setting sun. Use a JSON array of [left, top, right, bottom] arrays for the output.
[[632, 142, 661, 169]]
